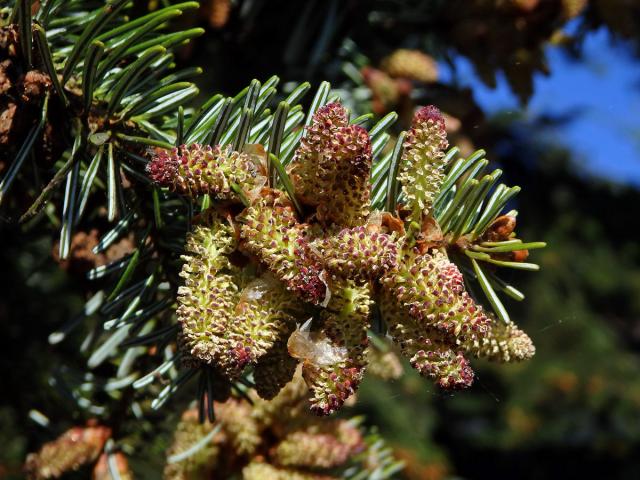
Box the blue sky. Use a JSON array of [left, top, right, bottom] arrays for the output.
[[439, 25, 640, 187]]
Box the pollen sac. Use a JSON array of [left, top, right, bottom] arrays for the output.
[[460, 314, 536, 363], [289, 103, 373, 227], [300, 279, 371, 415], [314, 225, 398, 280], [239, 189, 329, 305], [398, 105, 449, 223], [176, 208, 243, 376], [146, 143, 266, 199], [379, 293, 474, 389], [381, 248, 490, 343]]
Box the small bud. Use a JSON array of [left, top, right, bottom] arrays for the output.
[[511, 249, 530, 262], [206, 0, 231, 28], [481, 215, 517, 242], [20, 70, 52, 103]]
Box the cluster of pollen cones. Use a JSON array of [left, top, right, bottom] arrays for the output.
[[147, 101, 535, 416]]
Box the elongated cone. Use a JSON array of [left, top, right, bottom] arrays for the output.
[[273, 421, 363, 469], [460, 314, 535, 362], [379, 292, 474, 389], [297, 279, 371, 415], [147, 144, 266, 199], [164, 409, 219, 480], [25, 425, 111, 480], [315, 124, 372, 227], [398, 106, 449, 224], [226, 276, 304, 373], [314, 225, 398, 280], [381, 248, 490, 342], [176, 208, 243, 376], [288, 102, 349, 206], [239, 189, 328, 305], [289, 102, 373, 227]]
